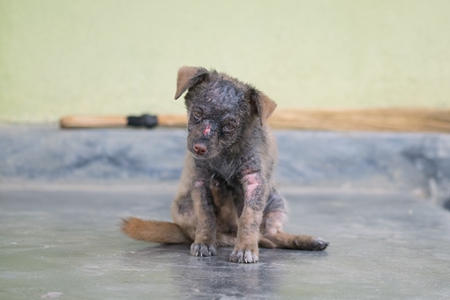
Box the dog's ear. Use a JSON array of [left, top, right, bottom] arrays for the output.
[[248, 89, 277, 126], [174, 66, 209, 99]]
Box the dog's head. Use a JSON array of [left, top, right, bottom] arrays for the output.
[[174, 66, 276, 160]]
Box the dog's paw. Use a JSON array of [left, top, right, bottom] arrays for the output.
[[294, 237, 329, 251], [190, 243, 217, 257], [229, 249, 259, 264], [310, 237, 329, 251]]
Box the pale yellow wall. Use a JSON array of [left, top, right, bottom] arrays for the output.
[[1, 0, 449, 123]]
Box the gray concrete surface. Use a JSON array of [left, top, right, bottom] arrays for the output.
[[1, 183, 450, 299], [1, 125, 450, 299]]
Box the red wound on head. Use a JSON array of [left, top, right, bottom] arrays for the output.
[[203, 124, 211, 136]]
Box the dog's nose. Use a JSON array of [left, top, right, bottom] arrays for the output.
[[193, 143, 208, 156]]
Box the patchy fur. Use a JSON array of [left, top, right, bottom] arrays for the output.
[[122, 66, 329, 263]]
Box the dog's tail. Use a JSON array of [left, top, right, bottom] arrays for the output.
[[121, 217, 191, 244]]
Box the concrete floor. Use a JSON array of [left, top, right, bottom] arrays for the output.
[[1, 182, 450, 299], [1, 126, 450, 299]]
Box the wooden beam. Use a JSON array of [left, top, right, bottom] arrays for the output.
[[60, 108, 450, 133], [270, 109, 450, 132]]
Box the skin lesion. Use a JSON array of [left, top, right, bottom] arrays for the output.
[[244, 173, 259, 200], [228, 171, 268, 263], [194, 180, 205, 188], [241, 172, 267, 211]]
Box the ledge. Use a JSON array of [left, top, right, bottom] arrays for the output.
[[1, 124, 449, 206]]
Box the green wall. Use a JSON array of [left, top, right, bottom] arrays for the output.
[[1, 0, 449, 123]]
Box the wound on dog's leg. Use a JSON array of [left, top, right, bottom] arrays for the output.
[[194, 180, 205, 188], [242, 173, 266, 211], [245, 173, 259, 200], [230, 173, 267, 263]]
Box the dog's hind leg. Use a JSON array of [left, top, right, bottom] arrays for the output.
[[217, 232, 236, 247], [260, 189, 329, 251], [261, 211, 328, 250]]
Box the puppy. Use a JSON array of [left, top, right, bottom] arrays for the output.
[[122, 67, 328, 263]]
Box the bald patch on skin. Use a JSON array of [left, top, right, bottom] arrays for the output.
[[244, 173, 259, 200], [194, 180, 205, 188]]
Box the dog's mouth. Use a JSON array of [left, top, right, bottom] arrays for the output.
[[189, 149, 220, 160], [190, 152, 207, 160]]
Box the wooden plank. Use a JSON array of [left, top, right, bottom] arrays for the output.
[[60, 108, 450, 133], [269, 109, 450, 132]]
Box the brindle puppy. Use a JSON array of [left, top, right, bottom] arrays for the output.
[[122, 67, 329, 263]]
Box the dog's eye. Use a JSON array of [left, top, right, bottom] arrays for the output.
[[193, 109, 203, 119], [223, 123, 236, 133]]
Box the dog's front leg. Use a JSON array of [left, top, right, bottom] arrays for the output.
[[229, 173, 267, 263], [190, 179, 218, 257]]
